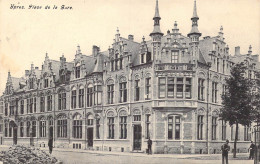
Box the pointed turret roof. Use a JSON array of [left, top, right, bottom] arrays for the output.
[[192, 0, 199, 18], [154, 0, 160, 19]]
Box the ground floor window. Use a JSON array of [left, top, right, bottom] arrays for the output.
[[145, 114, 151, 139], [212, 117, 217, 140], [168, 115, 181, 140], [26, 122, 30, 137], [20, 122, 24, 137], [39, 120, 46, 137], [197, 115, 203, 140], [9, 125, 12, 137], [119, 116, 127, 139], [108, 117, 114, 139], [57, 118, 67, 138], [73, 119, 82, 139], [96, 118, 100, 139], [5, 123, 8, 137], [32, 121, 36, 137], [222, 120, 226, 140]]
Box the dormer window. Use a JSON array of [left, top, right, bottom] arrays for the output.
[[44, 78, 48, 88], [141, 53, 145, 64], [75, 63, 80, 78]]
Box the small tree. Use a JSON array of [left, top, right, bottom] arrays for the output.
[[220, 62, 255, 158]]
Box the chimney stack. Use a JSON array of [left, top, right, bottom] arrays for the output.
[[25, 70, 29, 76], [235, 46, 240, 56], [128, 35, 134, 41], [92, 45, 100, 57]]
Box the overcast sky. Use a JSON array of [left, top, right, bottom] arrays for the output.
[[0, 0, 260, 94]]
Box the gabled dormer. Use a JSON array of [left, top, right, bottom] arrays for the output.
[[139, 36, 151, 64]]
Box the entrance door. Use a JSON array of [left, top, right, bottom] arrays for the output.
[[49, 127, 53, 138], [13, 127, 17, 145], [133, 125, 142, 150], [87, 128, 93, 147]]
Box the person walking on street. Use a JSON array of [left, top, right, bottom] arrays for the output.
[[248, 141, 255, 160], [147, 137, 152, 155], [221, 139, 230, 164], [48, 137, 53, 154]]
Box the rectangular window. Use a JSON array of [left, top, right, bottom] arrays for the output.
[[175, 116, 180, 140], [9, 125, 12, 137], [96, 119, 100, 139], [62, 93, 66, 110], [231, 126, 234, 141], [34, 98, 36, 113], [71, 90, 76, 109], [44, 79, 48, 88], [185, 78, 192, 99], [198, 79, 205, 100], [145, 78, 151, 100], [135, 80, 140, 101], [40, 97, 45, 112], [87, 87, 93, 107], [20, 122, 24, 137], [10, 101, 15, 115], [223, 60, 225, 74], [111, 61, 114, 71], [168, 116, 173, 139], [108, 117, 114, 139], [171, 51, 179, 63], [79, 89, 84, 108], [167, 77, 174, 97], [5, 123, 8, 137], [26, 122, 30, 137], [244, 126, 251, 141], [119, 116, 127, 139], [29, 98, 33, 113], [5, 103, 8, 116], [217, 58, 219, 72], [47, 95, 52, 111], [159, 77, 166, 98], [176, 78, 184, 98], [107, 84, 114, 104], [95, 85, 102, 105], [73, 120, 82, 138], [119, 82, 127, 103], [39, 120, 46, 137], [212, 117, 217, 140], [141, 53, 145, 64], [75, 66, 80, 78], [222, 120, 226, 140], [29, 79, 34, 89], [20, 100, 24, 114], [145, 114, 151, 139], [197, 115, 203, 140], [212, 82, 218, 103], [32, 121, 36, 137]]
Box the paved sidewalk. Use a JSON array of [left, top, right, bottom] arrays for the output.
[[0, 144, 249, 160]]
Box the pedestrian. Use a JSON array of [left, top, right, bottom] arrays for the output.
[[248, 141, 255, 160], [147, 137, 152, 155], [221, 139, 230, 164], [48, 137, 53, 154]]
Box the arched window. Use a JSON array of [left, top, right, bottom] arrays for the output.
[[119, 110, 127, 139], [73, 114, 82, 138], [107, 111, 115, 139], [39, 117, 46, 138], [57, 115, 67, 138], [26, 121, 30, 137]]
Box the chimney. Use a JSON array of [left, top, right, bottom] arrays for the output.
[[128, 35, 134, 41], [92, 45, 100, 57], [25, 70, 29, 76], [235, 46, 240, 56]]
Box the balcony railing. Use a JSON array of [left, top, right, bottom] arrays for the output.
[[155, 63, 195, 71]]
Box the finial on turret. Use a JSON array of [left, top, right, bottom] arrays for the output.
[[248, 45, 252, 55]]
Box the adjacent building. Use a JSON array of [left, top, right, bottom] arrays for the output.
[[0, 0, 259, 154]]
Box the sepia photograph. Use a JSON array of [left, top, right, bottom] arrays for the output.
[[0, 0, 260, 163]]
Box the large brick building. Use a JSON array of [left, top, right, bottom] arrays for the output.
[[0, 0, 259, 154]]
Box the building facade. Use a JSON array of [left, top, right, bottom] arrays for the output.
[[0, 0, 259, 154]]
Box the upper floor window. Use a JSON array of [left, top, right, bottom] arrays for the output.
[[145, 77, 151, 100], [217, 58, 220, 72], [212, 82, 218, 103], [20, 100, 24, 114], [40, 96, 45, 112], [198, 78, 205, 100], [135, 80, 140, 101], [185, 78, 192, 99], [5, 103, 8, 116], [47, 95, 52, 111], [75, 64, 80, 78], [141, 53, 145, 64], [107, 84, 114, 104], [44, 78, 49, 88], [29, 78, 34, 89], [71, 89, 76, 109], [159, 77, 166, 98], [167, 77, 174, 98], [176, 78, 184, 98], [58, 91, 66, 110], [171, 51, 179, 63], [87, 85, 93, 107], [79, 88, 84, 108], [119, 82, 127, 103]]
